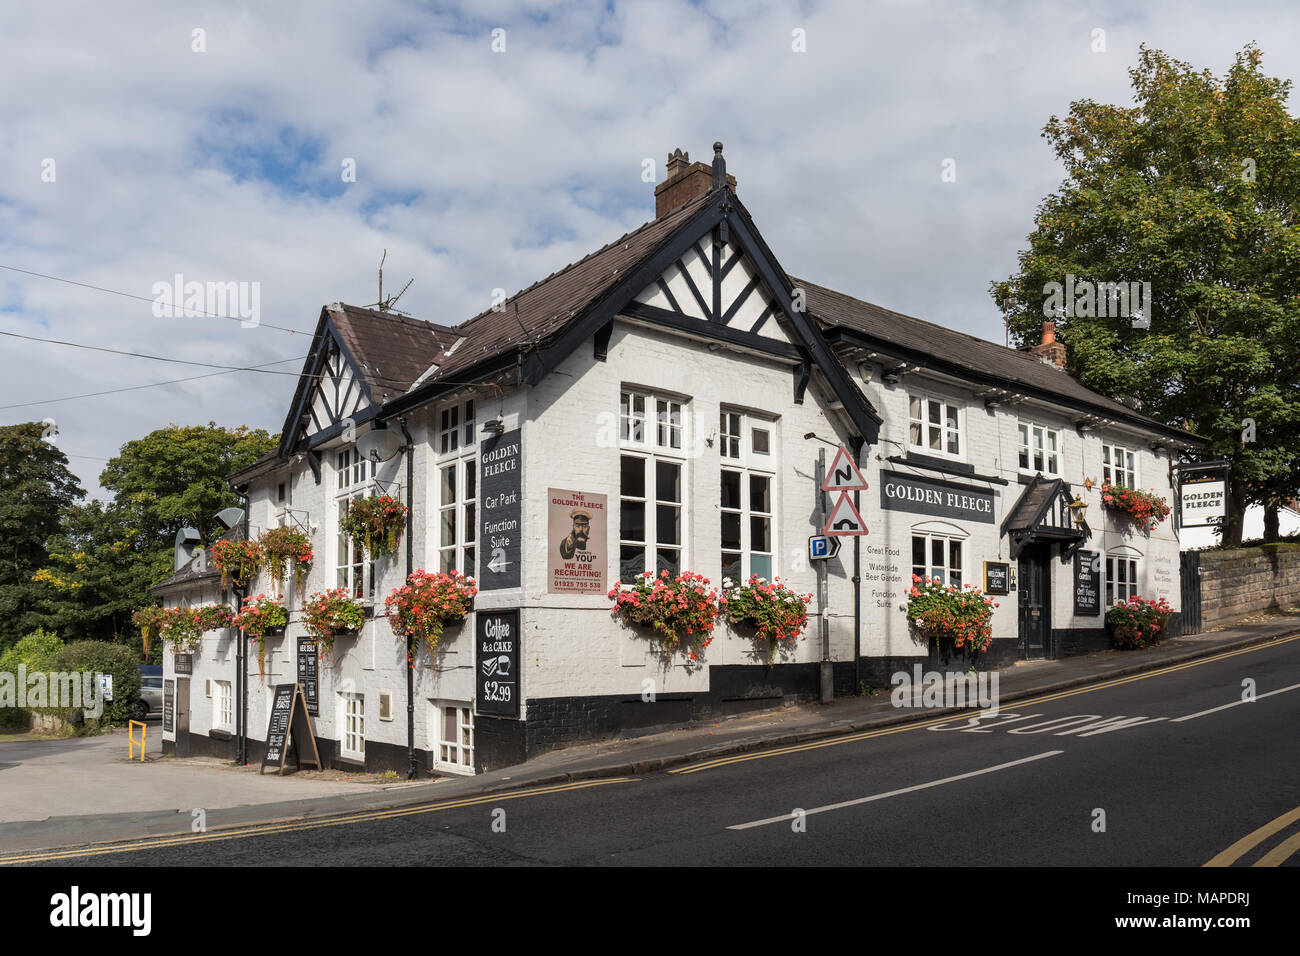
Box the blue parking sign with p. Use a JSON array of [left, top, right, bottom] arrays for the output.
[[808, 535, 838, 561]]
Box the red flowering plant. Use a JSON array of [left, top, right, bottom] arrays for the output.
[[232, 595, 289, 678], [1106, 595, 1174, 650], [905, 575, 998, 655], [303, 588, 366, 658], [607, 570, 722, 659], [1100, 480, 1171, 531], [385, 569, 478, 655], [258, 527, 313, 593], [341, 495, 408, 560], [210, 538, 264, 588], [160, 605, 233, 650], [723, 575, 812, 663]]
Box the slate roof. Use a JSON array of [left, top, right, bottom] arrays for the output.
[[326, 304, 459, 401], [148, 524, 244, 595]]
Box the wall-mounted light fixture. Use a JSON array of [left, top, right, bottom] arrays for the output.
[[482, 417, 506, 437]]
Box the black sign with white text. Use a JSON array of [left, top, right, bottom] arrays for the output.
[[476, 609, 520, 718], [984, 562, 1009, 595], [1074, 549, 1101, 616], [163, 679, 174, 733], [880, 471, 995, 524], [296, 638, 318, 716], [480, 429, 522, 590]]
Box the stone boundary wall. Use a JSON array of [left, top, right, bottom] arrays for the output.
[[1199, 546, 1300, 627]]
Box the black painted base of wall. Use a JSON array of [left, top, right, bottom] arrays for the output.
[[1053, 627, 1110, 658], [163, 730, 436, 776]]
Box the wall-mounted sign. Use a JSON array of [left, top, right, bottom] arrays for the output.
[[547, 489, 607, 594], [824, 492, 868, 536], [1180, 474, 1226, 528], [174, 653, 193, 675], [821, 446, 869, 492], [879, 471, 995, 524], [1073, 549, 1101, 616], [476, 609, 520, 718], [480, 428, 522, 590], [296, 638, 319, 716], [984, 561, 1009, 595], [163, 679, 174, 734]]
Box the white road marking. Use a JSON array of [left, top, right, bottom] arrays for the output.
[[1171, 683, 1300, 722], [726, 750, 1065, 831]]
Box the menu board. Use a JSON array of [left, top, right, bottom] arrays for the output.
[[1074, 550, 1101, 616], [174, 653, 192, 675], [476, 609, 520, 718], [263, 684, 295, 767], [479, 429, 522, 590], [296, 638, 319, 716], [984, 562, 1009, 595], [163, 679, 174, 733]]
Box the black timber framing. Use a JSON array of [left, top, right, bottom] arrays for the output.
[[593, 321, 614, 362], [793, 363, 811, 405], [277, 310, 378, 458], [622, 301, 804, 361]]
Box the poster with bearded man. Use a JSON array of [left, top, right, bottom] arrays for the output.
[[547, 489, 606, 594]]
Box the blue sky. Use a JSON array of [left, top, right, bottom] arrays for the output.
[[2, 0, 1298, 497]]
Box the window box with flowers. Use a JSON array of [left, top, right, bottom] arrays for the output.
[[341, 495, 408, 562], [303, 588, 367, 659], [210, 538, 264, 588], [232, 594, 289, 678], [1100, 480, 1170, 531], [607, 569, 722, 661], [258, 527, 313, 595], [385, 569, 477, 659], [723, 575, 812, 663], [1105, 595, 1174, 650], [905, 575, 998, 663]]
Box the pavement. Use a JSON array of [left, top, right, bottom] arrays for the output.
[[2, 610, 1298, 855]]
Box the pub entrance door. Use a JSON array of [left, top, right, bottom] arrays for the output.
[[175, 678, 191, 757], [1017, 545, 1052, 660]]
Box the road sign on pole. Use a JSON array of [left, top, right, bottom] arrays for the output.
[[808, 534, 841, 561], [821, 446, 868, 493], [824, 492, 867, 536]]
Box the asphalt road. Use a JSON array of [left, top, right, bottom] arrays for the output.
[[14, 637, 1300, 866]]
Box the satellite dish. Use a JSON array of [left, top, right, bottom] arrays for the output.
[[357, 428, 402, 463], [214, 507, 244, 530]]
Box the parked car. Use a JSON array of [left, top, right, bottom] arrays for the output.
[[133, 665, 163, 721]]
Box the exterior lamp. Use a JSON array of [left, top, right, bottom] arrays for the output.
[[1068, 495, 1088, 528]]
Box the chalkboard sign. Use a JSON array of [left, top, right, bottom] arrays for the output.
[[163, 679, 174, 733], [261, 683, 322, 774], [476, 609, 520, 718], [479, 429, 522, 590], [1074, 550, 1101, 616], [174, 653, 193, 675], [984, 561, 1009, 595], [296, 638, 319, 716]]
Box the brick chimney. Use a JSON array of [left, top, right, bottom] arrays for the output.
[[1030, 320, 1068, 369], [654, 142, 737, 218]]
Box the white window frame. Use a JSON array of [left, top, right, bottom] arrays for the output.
[[335, 449, 375, 600], [436, 455, 477, 576], [719, 408, 777, 584], [213, 680, 232, 731], [439, 399, 476, 455], [910, 529, 965, 588], [431, 700, 475, 774], [340, 692, 365, 760], [908, 393, 964, 459], [618, 388, 688, 583], [1103, 443, 1137, 489], [1106, 553, 1141, 606], [1018, 421, 1062, 477]]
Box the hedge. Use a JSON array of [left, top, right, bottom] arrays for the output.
[[0, 629, 64, 731], [51, 641, 141, 731]]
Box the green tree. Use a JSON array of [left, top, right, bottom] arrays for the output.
[[0, 423, 84, 649], [991, 45, 1300, 544]]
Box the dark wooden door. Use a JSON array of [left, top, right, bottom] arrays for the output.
[[1180, 551, 1202, 635], [1018, 546, 1051, 659], [175, 678, 191, 757]]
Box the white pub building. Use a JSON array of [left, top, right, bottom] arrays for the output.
[[156, 144, 1198, 774]]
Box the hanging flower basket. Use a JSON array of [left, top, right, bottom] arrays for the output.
[[607, 570, 722, 660], [723, 575, 812, 663], [210, 538, 265, 588], [132, 605, 167, 659], [258, 526, 313, 593], [341, 495, 408, 561], [303, 588, 367, 659], [1100, 480, 1170, 531], [1106, 595, 1173, 649], [233, 594, 289, 679], [385, 569, 478, 656], [904, 575, 998, 657], [160, 604, 232, 651]]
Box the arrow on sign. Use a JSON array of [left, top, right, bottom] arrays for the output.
[[808, 535, 841, 560], [823, 492, 868, 536], [821, 446, 869, 492], [488, 547, 510, 573]]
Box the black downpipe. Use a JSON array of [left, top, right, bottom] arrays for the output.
[[851, 437, 864, 696], [399, 418, 416, 780], [235, 487, 249, 765]]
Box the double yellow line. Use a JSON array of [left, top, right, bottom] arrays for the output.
[[1205, 806, 1300, 867], [671, 633, 1300, 775], [0, 777, 637, 865]]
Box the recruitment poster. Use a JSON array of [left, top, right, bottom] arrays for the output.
[[547, 488, 607, 594]]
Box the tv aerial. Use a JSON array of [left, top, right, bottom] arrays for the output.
[[365, 249, 414, 314]]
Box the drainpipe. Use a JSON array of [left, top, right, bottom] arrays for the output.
[[234, 486, 249, 765], [851, 436, 864, 696], [399, 418, 416, 780]]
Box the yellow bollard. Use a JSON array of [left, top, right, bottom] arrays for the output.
[[128, 720, 146, 762]]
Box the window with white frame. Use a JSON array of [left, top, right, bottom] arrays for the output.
[[340, 693, 365, 760], [213, 680, 232, 731], [1106, 553, 1140, 606], [1103, 443, 1137, 489], [335, 449, 375, 599], [911, 531, 964, 587], [719, 409, 776, 583], [439, 399, 476, 454], [437, 457, 477, 575], [908, 395, 962, 457], [433, 701, 474, 773], [1018, 422, 1062, 476], [618, 389, 687, 583]]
